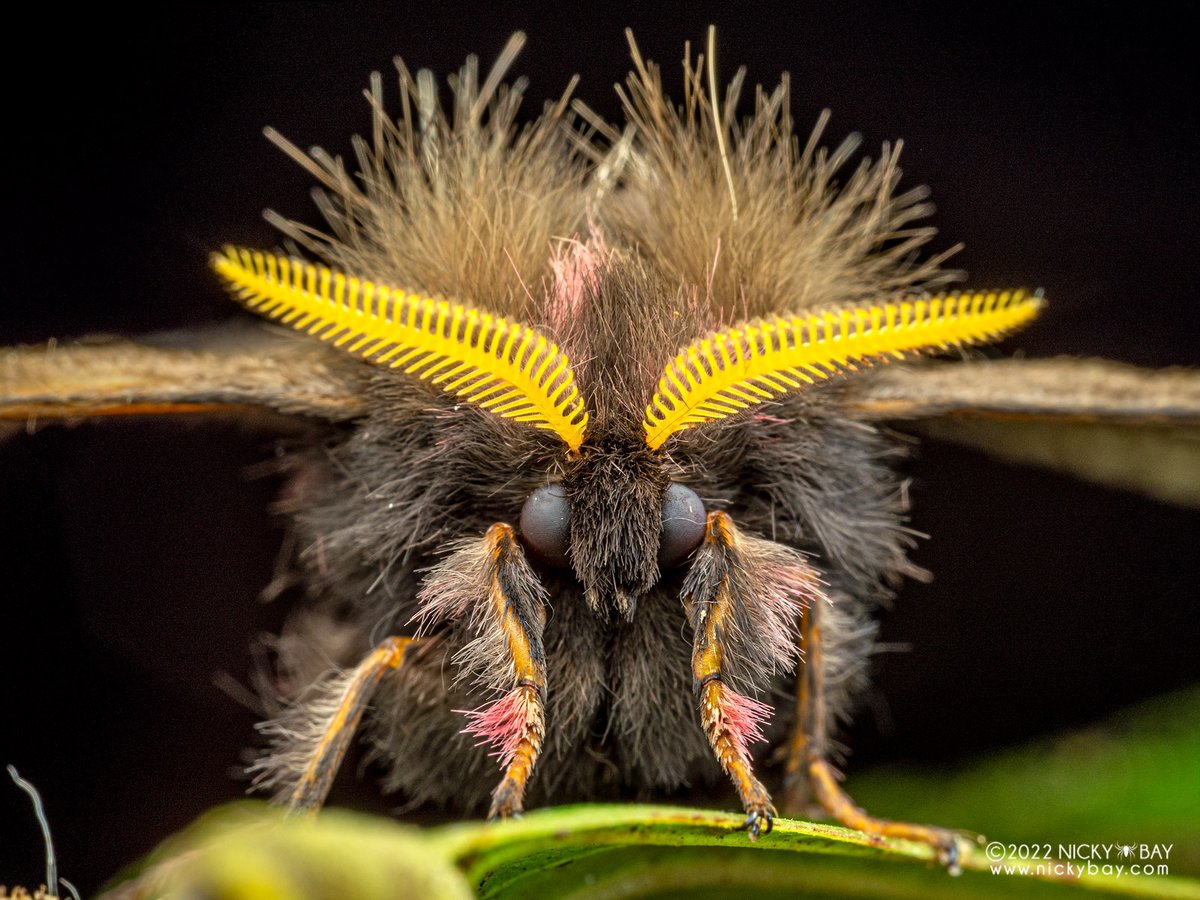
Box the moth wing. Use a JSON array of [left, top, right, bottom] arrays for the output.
[[845, 358, 1200, 507], [0, 322, 366, 430]]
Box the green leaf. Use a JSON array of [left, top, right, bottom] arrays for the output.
[[849, 687, 1200, 874]]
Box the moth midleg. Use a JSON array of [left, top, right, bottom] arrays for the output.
[[477, 523, 548, 820], [779, 608, 817, 812], [682, 512, 777, 840], [283, 635, 418, 813], [784, 596, 963, 868]]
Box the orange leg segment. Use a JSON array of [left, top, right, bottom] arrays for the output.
[[782, 594, 964, 870], [286, 635, 417, 813], [684, 512, 776, 840], [475, 523, 548, 820]]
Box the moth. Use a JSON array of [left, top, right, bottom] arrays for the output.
[[4, 29, 1198, 873]]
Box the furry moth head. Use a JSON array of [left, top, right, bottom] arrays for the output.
[[213, 230, 1040, 619], [211, 26, 1044, 615], [198, 40, 1056, 844]]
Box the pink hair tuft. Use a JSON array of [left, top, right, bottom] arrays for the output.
[[720, 687, 773, 760], [459, 688, 530, 768], [546, 233, 608, 334]]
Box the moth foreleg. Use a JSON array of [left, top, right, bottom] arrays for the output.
[[681, 511, 792, 840], [478, 523, 549, 820], [783, 594, 965, 870], [416, 522, 549, 818], [253, 635, 419, 814]]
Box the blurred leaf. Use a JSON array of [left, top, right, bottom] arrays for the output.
[[103, 805, 473, 900]]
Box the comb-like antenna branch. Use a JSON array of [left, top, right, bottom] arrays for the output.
[[213, 248, 589, 450], [644, 290, 1044, 449]]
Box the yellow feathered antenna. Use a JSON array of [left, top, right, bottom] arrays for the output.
[[213, 248, 589, 451], [644, 290, 1043, 450]]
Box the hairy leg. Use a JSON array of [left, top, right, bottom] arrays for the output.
[[681, 511, 827, 839], [254, 635, 420, 813], [417, 522, 550, 819], [782, 593, 964, 869], [258, 521, 549, 817], [472, 523, 549, 819]]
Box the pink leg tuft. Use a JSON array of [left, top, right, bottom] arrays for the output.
[[460, 688, 531, 768], [719, 687, 773, 760]]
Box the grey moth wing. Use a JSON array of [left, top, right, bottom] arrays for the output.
[[847, 357, 1200, 507], [0, 324, 366, 430]]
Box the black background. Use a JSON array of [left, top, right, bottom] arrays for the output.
[[2, 4, 1198, 893]]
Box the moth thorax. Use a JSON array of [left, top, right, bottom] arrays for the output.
[[564, 438, 670, 619]]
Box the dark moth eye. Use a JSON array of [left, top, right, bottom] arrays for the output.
[[519, 484, 572, 568], [659, 483, 706, 569]]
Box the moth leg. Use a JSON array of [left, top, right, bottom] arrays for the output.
[[782, 596, 963, 870], [274, 635, 419, 814], [471, 523, 548, 821], [682, 511, 777, 840]]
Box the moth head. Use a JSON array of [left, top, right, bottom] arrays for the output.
[[521, 433, 707, 618], [210, 247, 707, 619], [213, 247, 1043, 618]]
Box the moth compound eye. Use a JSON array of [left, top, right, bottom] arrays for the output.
[[658, 483, 706, 569], [519, 484, 572, 569]]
